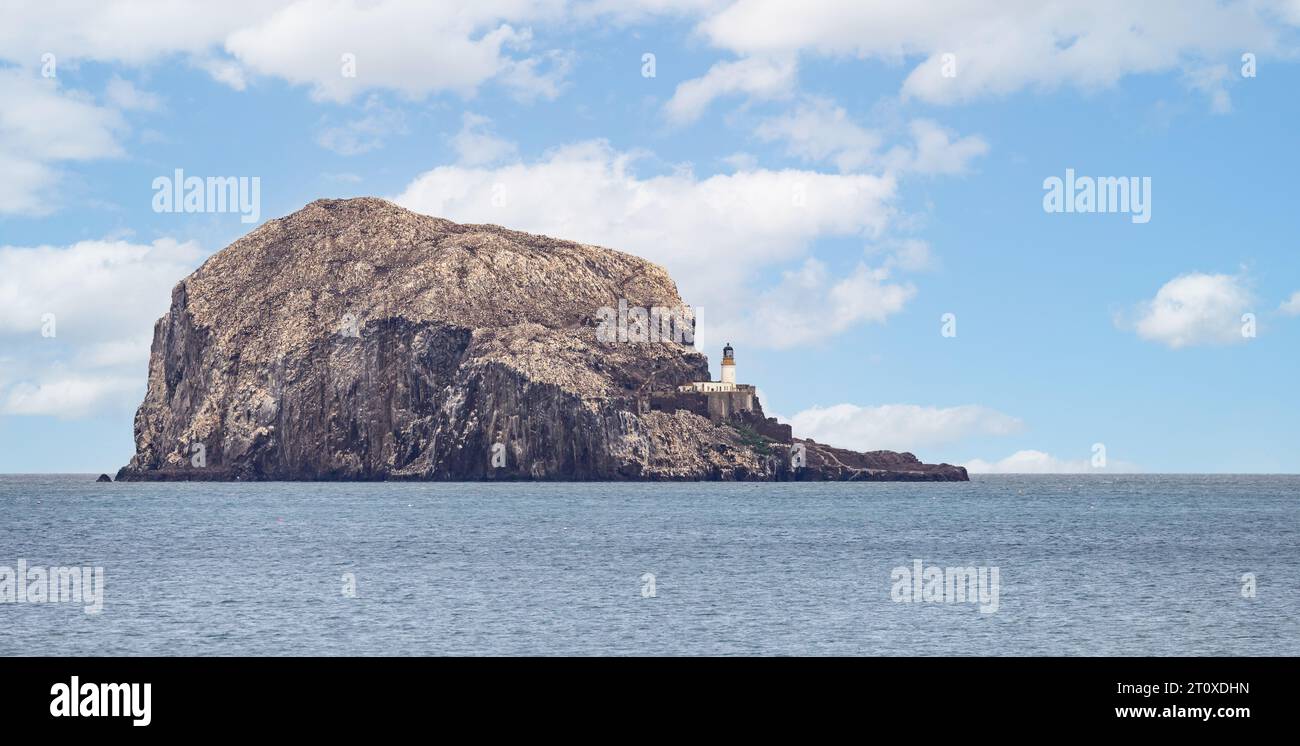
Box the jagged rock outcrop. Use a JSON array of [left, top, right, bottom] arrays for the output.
[[797, 440, 967, 481], [116, 198, 967, 482]]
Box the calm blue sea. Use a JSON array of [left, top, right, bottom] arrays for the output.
[[0, 474, 1296, 656]]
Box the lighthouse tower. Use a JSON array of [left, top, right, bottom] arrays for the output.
[[720, 343, 736, 385], [673, 343, 755, 419]]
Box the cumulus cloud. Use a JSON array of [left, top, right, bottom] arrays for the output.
[[0, 152, 61, 217], [2, 376, 142, 420], [6, 1, 1294, 112], [452, 113, 519, 166], [391, 139, 906, 348], [749, 259, 914, 348], [1182, 63, 1234, 114], [0, 1, 573, 103], [494, 48, 575, 102], [664, 55, 796, 124], [570, 0, 728, 24], [721, 152, 759, 171], [755, 96, 881, 172], [756, 101, 987, 176], [694, 0, 1289, 109], [0, 237, 205, 418], [895, 119, 989, 175], [0, 1, 275, 67], [1279, 290, 1300, 316], [964, 449, 1140, 474], [785, 403, 1024, 452], [104, 76, 164, 112], [191, 53, 250, 91], [0, 238, 204, 340], [1124, 272, 1255, 348], [315, 95, 408, 155], [223, 1, 571, 102], [0, 69, 128, 215], [868, 238, 935, 272]]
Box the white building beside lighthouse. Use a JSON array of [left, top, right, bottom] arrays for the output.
[[679, 343, 748, 394], [654, 343, 766, 423]]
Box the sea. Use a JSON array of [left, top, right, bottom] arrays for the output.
[[1, 474, 1296, 656]]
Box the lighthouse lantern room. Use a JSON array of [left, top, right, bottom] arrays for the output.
[[720, 343, 736, 384]]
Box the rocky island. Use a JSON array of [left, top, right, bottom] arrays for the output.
[[116, 198, 967, 482]]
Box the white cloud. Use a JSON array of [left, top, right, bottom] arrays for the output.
[[755, 97, 881, 172], [721, 152, 759, 171], [2, 376, 142, 420], [750, 259, 914, 348], [192, 54, 250, 91], [785, 403, 1024, 452], [1125, 272, 1255, 348], [452, 113, 519, 166], [0, 152, 61, 217], [0, 238, 205, 418], [894, 119, 988, 175], [391, 139, 905, 348], [0, 238, 204, 340], [664, 55, 796, 124], [0, 1, 573, 102], [1279, 0, 1300, 24], [0, 69, 127, 215], [964, 449, 1141, 474], [1279, 290, 1300, 316], [0, 1, 277, 67], [6, 1, 1291, 112], [695, 0, 1289, 109], [1183, 63, 1233, 114], [76, 337, 157, 369], [869, 238, 935, 272], [570, 0, 727, 24], [0, 72, 125, 159], [104, 76, 164, 112], [494, 48, 575, 102], [315, 95, 407, 155], [224, 1, 569, 103], [756, 101, 987, 176]]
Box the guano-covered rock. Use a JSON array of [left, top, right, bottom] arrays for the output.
[[116, 198, 967, 482]]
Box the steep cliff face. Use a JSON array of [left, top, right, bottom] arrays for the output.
[[117, 198, 967, 482]]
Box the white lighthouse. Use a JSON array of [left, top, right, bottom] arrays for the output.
[[678, 343, 750, 395], [720, 343, 736, 385], [674, 343, 756, 418]]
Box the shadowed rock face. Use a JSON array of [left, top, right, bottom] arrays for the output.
[[117, 198, 967, 482]]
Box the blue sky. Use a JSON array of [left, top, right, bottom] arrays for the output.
[[1, 1, 1298, 473]]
